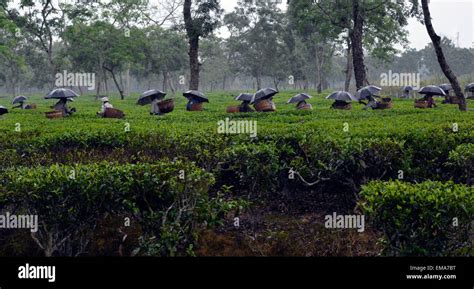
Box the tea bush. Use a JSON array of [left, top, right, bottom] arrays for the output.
[[446, 143, 474, 185], [0, 161, 242, 256], [359, 180, 473, 256]]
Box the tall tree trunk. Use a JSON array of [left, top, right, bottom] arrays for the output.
[[163, 70, 168, 92], [125, 66, 130, 97], [184, 0, 200, 90], [187, 37, 200, 90], [222, 73, 227, 90], [349, 0, 366, 90], [103, 69, 108, 96], [421, 0, 466, 111], [316, 45, 325, 93], [256, 75, 262, 91], [96, 78, 101, 99], [344, 39, 353, 91], [273, 77, 279, 91], [104, 66, 125, 99], [168, 72, 176, 95]]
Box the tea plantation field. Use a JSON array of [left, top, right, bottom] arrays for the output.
[[0, 91, 473, 257]]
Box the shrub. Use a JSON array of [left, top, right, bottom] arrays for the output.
[[0, 161, 241, 256], [359, 180, 473, 256], [218, 143, 281, 197], [446, 143, 474, 185]]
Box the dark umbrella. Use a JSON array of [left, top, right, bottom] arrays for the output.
[[401, 86, 414, 92], [45, 88, 79, 100], [288, 93, 312, 104], [138, 89, 167, 106], [0, 105, 8, 115], [465, 83, 474, 92], [250, 88, 278, 103], [438, 83, 452, 92], [326, 91, 357, 102], [235, 93, 253, 102], [12, 95, 28, 105], [183, 90, 209, 103], [251, 88, 278, 104], [356, 85, 382, 100], [418, 85, 446, 96]]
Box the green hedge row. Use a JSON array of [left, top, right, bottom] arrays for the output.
[[0, 161, 244, 257], [359, 180, 473, 256], [0, 127, 472, 199]]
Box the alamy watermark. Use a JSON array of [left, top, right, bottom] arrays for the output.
[[325, 212, 365, 233], [0, 212, 38, 233], [55, 70, 95, 90], [380, 70, 420, 88], [18, 263, 56, 283], [217, 118, 258, 138]]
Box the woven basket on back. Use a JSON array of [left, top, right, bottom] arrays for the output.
[[188, 102, 203, 111], [226, 105, 240, 113], [104, 108, 125, 119], [333, 102, 352, 110], [414, 100, 429, 109], [297, 103, 313, 110], [375, 98, 393, 110], [158, 99, 175, 114], [45, 111, 63, 119], [254, 100, 276, 112]]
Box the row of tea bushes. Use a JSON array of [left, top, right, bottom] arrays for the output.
[[359, 180, 473, 256], [0, 132, 474, 195], [0, 126, 472, 197], [0, 161, 245, 257]]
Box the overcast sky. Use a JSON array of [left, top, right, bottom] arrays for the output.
[[219, 0, 474, 50]]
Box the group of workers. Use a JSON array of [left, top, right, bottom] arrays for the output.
[[2, 83, 472, 118]]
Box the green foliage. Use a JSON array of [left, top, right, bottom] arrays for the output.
[[359, 180, 473, 256], [224, 1, 289, 88], [0, 161, 242, 256], [0, 92, 473, 256], [184, 0, 222, 39], [220, 142, 281, 196], [446, 144, 474, 184]]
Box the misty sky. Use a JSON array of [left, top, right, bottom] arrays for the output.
[[219, 0, 474, 50]]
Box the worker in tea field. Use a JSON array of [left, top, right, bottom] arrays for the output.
[[357, 86, 382, 110], [183, 90, 209, 111], [418, 86, 445, 108], [53, 98, 75, 116], [97, 97, 114, 117], [361, 95, 379, 110], [12, 96, 33, 110], [150, 98, 161, 115], [288, 93, 312, 110], [424, 94, 437, 108]]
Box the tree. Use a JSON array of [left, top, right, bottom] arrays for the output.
[[288, 0, 341, 92], [419, 0, 466, 111], [183, 0, 222, 90], [200, 37, 231, 91], [225, 0, 289, 90], [140, 26, 188, 93], [0, 13, 25, 95], [63, 22, 145, 99], [1, 0, 68, 87], [309, 0, 415, 90]]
